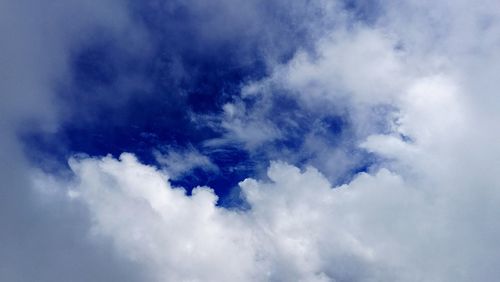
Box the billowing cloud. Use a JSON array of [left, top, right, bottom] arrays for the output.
[[50, 0, 500, 281], [56, 112, 500, 281], [45, 52, 500, 281]]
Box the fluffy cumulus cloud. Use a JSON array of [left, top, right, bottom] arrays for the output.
[[56, 153, 392, 281], [3, 0, 500, 281]]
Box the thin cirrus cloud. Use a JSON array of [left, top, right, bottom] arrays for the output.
[[2, 0, 500, 281]]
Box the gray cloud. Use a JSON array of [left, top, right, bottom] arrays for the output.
[[0, 0, 149, 281]]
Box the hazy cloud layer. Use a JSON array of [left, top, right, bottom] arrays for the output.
[[0, 0, 148, 281]]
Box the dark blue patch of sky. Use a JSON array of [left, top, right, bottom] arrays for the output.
[[22, 1, 381, 206]]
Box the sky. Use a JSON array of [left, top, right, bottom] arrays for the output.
[[1, 0, 500, 281]]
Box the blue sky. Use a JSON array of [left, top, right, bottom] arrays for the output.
[[2, 0, 500, 281], [23, 0, 376, 202]]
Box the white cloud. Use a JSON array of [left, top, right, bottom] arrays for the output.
[[56, 53, 491, 282], [219, 101, 283, 149], [59, 92, 500, 280], [35, 1, 500, 281], [51, 145, 478, 281], [65, 153, 259, 282], [154, 147, 218, 179]]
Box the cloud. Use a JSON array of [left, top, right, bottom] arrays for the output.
[[57, 126, 500, 281], [34, 0, 500, 281], [154, 147, 219, 179], [62, 153, 258, 282], [4, 0, 500, 281], [55, 77, 500, 279], [0, 0, 150, 281]]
